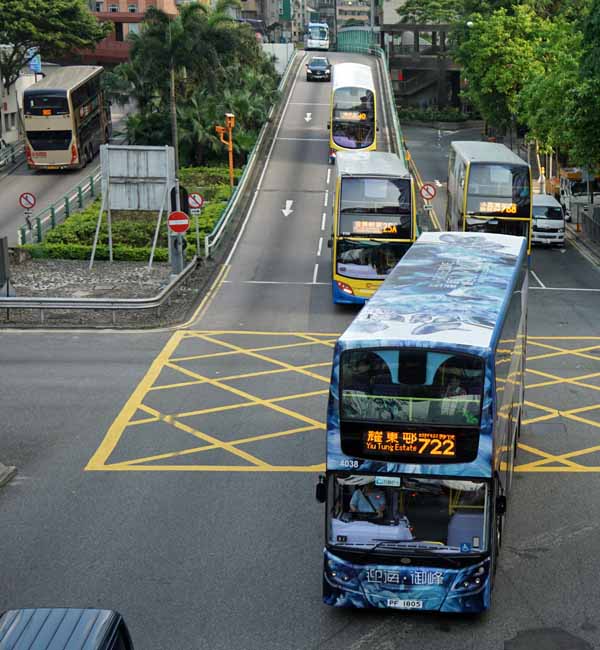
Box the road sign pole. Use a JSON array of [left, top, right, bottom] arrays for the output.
[[195, 207, 201, 257]]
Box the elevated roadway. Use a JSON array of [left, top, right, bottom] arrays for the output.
[[0, 53, 599, 650]]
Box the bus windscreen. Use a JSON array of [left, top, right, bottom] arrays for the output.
[[309, 26, 328, 39], [332, 88, 374, 149], [467, 163, 530, 218], [339, 177, 412, 237], [336, 240, 411, 280], [340, 348, 484, 427]]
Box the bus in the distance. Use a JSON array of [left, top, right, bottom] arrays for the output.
[[306, 22, 330, 50], [330, 151, 416, 304], [316, 231, 528, 612], [328, 63, 376, 164], [446, 141, 532, 252], [23, 66, 111, 171]]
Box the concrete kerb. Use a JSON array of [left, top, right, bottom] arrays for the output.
[[0, 462, 17, 487], [566, 222, 600, 266]]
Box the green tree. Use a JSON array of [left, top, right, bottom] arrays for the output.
[[0, 0, 110, 92], [454, 6, 545, 130]]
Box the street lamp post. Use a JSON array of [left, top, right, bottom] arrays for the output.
[[215, 113, 236, 190]]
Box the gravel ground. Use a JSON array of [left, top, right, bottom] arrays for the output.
[[1, 257, 218, 328], [9, 259, 173, 299]]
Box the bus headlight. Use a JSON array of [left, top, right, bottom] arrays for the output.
[[451, 563, 488, 593], [336, 280, 354, 295]]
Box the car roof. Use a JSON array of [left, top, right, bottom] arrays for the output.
[[533, 193, 562, 207], [310, 56, 329, 62], [0, 609, 121, 650]]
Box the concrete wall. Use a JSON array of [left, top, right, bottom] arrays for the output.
[[261, 42, 295, 74]]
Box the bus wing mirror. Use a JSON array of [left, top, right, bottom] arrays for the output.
[[327, 238, 332, 248], [315, 475, 327, 503], [327, 122, 330, 130], [496, 495, 507, 516]]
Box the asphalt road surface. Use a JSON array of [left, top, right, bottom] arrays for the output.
[[1, 54, 600, 650]]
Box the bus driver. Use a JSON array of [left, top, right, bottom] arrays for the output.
[[350, 483, 386, 519]]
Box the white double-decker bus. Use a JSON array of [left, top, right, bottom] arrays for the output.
[[22, 66, 111, 171], [306, 22, 330, 50]]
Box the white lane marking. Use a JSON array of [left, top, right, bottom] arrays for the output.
[[304, 112, 312, 122], [277, 137, 329, 142], [223, 280, 329, 285], [326, 168, 331, 185], [321, 212, 326, 231], [225, 54, 305, 266], [312, 263, 319, 284], [323, 191, 328, 207], [317, 237, 323, 256], [281, 199, 294, 217], [289, 102, 330, 106], [530, 269, 546, 288], [530, 286, 600, 292]]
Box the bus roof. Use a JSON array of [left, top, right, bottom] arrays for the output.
[[332, 63, 374, 93], [24, 66, 103, 93], [336, 151, 409, 178], [338, 231, 526, 356], [451, 141, 528, 167]]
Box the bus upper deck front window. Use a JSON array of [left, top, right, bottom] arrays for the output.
[[332, 87, 374, 149], [24, 93, 69, 116], [340, 349, 484, 427], [467, 163, 530, 218]]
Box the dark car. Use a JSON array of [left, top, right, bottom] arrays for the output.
[[306, 57, 331, 81], [0, 608, 134, 649]]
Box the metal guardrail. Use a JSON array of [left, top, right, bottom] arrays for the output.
[[203, 49, 300, 258], [0, 140, 24, 169], [0, 255, 197, 325], [19, 167, 101, 245]]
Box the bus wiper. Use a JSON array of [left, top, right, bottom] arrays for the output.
[[358, 542, 462, 567]]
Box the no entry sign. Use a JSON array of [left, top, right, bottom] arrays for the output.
[[167, 211, 190, 234], [19, 192, 36, 209], [419, 183, 436, 201]]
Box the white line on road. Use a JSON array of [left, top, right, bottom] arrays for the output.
[[225, 54, 305, 266], [277, 137, 329, 142], [326, 168, 331, 185], [223, 280, 329, 285], [289, 102, 330, 106], [323, 191, 328, 207], [317, 237, 323, 256], [530, 286, 600, 292], [321, 212, 326, 231], [312, 263, 319, 284], [530, 269, 546, 288]]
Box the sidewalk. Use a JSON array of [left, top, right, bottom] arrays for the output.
[[566, 221, 600, 266]]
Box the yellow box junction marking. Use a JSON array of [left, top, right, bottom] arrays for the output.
[[88, 334, 600, 473], [87, 330, 337, 472]]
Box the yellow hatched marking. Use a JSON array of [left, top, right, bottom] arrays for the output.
[[526, 370, 600, 390], [526, 341, 600, 363], [515, 442, 584, 470]]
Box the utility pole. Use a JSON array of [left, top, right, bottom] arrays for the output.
[[168, 22, 179, 172]]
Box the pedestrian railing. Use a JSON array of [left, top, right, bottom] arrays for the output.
[[18, 167, 101, 245], [0, 140, 25, 169]]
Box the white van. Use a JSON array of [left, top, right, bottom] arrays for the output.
[[532, 194, 565, 246]]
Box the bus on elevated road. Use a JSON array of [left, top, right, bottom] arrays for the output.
[[328, 63, 376, 164], [317, 231, 528, 612], [446, 142, 532, 253], [330, 151, 416, 304]]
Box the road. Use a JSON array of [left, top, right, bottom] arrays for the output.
[[0, 114, 126, 245], [1, 53, 600, 650]]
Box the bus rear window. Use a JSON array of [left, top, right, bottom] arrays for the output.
[[27, 130, 72, 151], [24, 94, 69, 116], [340, 348, 484, 427]]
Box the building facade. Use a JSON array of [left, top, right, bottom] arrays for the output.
[[81, 0, 179, 64]]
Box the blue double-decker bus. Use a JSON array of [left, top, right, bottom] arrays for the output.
[[316, 231, 528, 613]]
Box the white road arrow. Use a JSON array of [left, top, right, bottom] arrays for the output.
[[281, 199, 294, 217], [304, 112, 312, 123]]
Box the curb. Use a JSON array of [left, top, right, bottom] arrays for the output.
[[566, 224, 600, 266], [0, 463, 17, 487]]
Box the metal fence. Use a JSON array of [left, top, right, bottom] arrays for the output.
[[18, 167, 102, 245], [0, 140, 24, 170]]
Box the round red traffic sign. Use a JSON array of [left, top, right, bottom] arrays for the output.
[[188, 193, 204, 209], [419, 183, 436, 201], [19, 192, 36, 209], [167, 211, 190, 233]]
